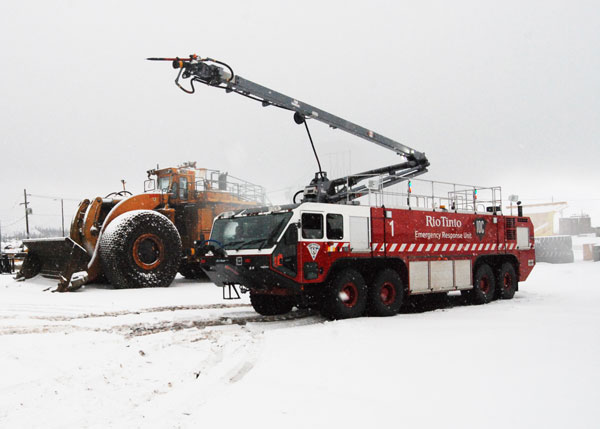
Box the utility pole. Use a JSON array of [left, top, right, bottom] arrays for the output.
[[21, 189, 30, 239], [61, 199, 65, 236]]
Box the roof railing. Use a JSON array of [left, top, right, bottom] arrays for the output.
[[194, 168, 268, 205], [346, 175, 503, 215]]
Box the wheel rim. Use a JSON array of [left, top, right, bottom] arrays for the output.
[[479, 276, 490, 294], [503, 272, 513, 291], [132, 233, 164, 270], [340, 282, 359, 308], [380, 282, 396, 306]]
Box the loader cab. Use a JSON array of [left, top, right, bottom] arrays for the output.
[[158, 175, 171, 193], [152, 168, 195, 202]]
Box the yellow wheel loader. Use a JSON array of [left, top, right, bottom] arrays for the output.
[[18, 162, 266, 291]]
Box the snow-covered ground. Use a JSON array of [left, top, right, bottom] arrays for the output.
[[1, 258, 599, 428]]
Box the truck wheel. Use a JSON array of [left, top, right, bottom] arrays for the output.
[[99, 210, 182, 289], [250, 292, 294, 316], [469, 263, 496, 305], [497, 262, 517, 300], [322, 269, 367, 320], [367, 268, 404, 316]]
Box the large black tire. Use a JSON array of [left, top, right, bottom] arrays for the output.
[[250, 292, 294, 316], [497, 262, 517, 300], [468, 263, 496, 305], [99, 210, 182, 289], [321, 269, 367, 320], [367, 268, 404, 316], [179, 262, 209, 281]]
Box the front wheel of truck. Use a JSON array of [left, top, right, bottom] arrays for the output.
[[250, 292, 294, 316]]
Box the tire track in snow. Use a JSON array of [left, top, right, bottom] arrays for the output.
[[124, 309, 320, 337], [0, 302, 251, 321], [0, 309, 322, 337]]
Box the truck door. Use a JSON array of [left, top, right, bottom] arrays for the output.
[[272, 224, 298, 278], [179, 177, 188, 200], [300, 212, 325, 280]]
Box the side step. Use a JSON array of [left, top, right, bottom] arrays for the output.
[[222, 283, 243, 300]]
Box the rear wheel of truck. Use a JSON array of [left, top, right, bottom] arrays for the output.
[[468, 263, 496, 305], [367, 268, 404, 316], [497, 262, 517, 300], [99, 210, 182, 289], [321, 268, 367, 320], [250, 292, 294, 316]]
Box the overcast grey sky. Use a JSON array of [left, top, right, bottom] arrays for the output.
[[1, 0, 599, 234]]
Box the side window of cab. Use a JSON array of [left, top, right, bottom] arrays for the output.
[[301, 213, 323, 239], [326, 214, 343, 240]]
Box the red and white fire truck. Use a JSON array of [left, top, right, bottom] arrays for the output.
[[153, 55, 536, 319], [200, 194, 535, 319]]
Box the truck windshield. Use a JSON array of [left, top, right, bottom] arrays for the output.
[[211, 212, 293, 250], [158, 177, 170, 193]]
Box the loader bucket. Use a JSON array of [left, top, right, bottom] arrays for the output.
[[19, 237, 91, 292]]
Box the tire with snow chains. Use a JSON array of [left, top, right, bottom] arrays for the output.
[[467, 263, 496, 305], [250, 292, 294, 316], [367, 268, 404, 316], [99, 210, 182, 289], [321, 268, 367, 320], [497, 262, 517, 300]]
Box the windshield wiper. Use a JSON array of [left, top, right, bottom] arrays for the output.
[[222, 240, 246, 249], [234, 238, 267, 250], [258, 218, 289, 251]]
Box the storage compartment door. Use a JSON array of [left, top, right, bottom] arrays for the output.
[[516, 227, 530, 250], [349, 216, 370, 252], [409, 261, 429, 293]]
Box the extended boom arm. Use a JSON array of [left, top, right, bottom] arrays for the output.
[[149, 55, 430, 203]]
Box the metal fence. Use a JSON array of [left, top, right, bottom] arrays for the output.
[[350, 176, 503, 215]]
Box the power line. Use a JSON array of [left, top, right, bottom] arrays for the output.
[[28, 193, 80, 202], [1, 215, 26, 227]]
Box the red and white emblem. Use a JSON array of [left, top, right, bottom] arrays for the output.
[[307, 243, 320, 260]]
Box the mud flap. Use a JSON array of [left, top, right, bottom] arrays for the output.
[[19, 237, 91, 292]]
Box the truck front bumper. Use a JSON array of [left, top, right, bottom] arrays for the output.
[[201, 255, 302, 294]]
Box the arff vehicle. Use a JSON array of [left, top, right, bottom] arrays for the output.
[[152, 55, 535, 319], [202, 197, 535, 319]]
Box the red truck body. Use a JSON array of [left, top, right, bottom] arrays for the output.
[[202, 200, 535, 319]]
